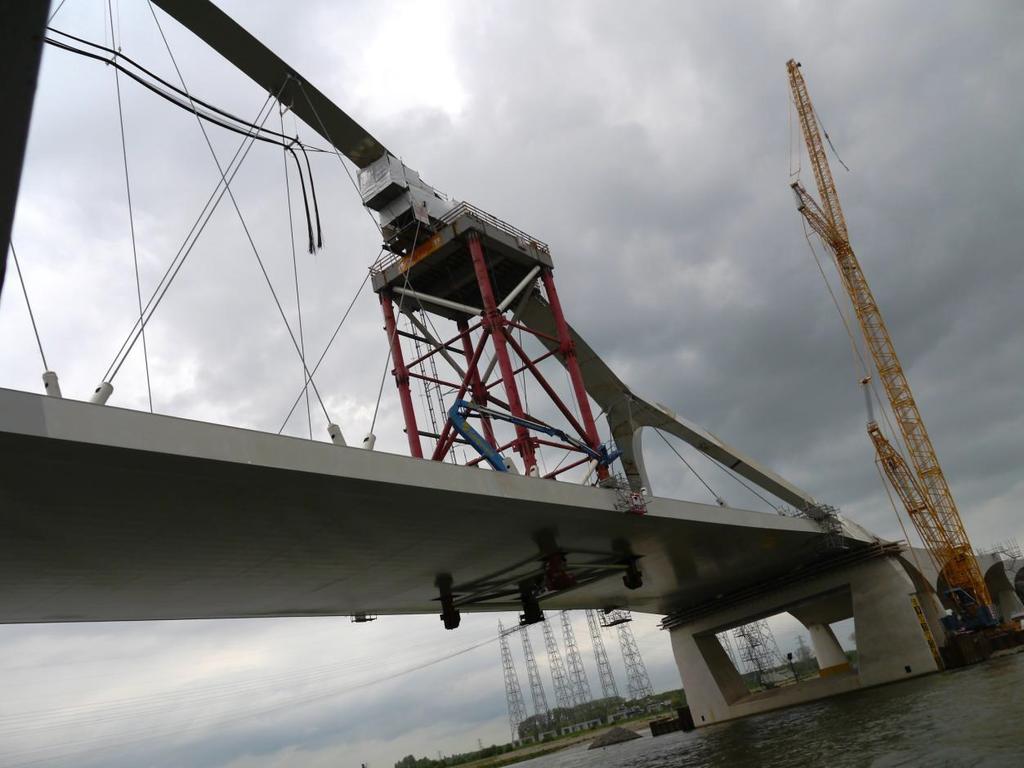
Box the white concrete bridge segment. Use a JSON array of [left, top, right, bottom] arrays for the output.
[[0, 387, 871, 625]]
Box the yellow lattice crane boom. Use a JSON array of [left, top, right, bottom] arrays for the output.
[[786, 59, 993, 621]]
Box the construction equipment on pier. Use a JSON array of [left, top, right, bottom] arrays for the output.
[[787, 59, 995, 630]]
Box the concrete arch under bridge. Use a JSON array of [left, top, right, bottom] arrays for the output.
[[915, 548, 1024, 625]]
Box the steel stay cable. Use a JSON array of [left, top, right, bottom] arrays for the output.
[[8, 243, 50, 370], [47, 0, 71, 23], [653, 428, 723, 505], [637, 385, 781, 513], [107, 0, 152, 412], [370, 221, 422, 436], [703, 451, 782, 513], [147, 2, 330, 422], [280, 105, 312, 438], [102, 92, 276, 383], [276, 268, 371, 433]]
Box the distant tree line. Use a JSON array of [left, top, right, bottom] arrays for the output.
[[394, 742, 518, 768], [395, 689, 688, 768]]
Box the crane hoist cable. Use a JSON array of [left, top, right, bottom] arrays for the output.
[[801, 218, 909, 463]]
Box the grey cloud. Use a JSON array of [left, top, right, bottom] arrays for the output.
[[2, 0, 1022, 766]]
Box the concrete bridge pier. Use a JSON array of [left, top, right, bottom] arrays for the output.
[[665, 550, 943, 727], [804, 623, 850, 676]]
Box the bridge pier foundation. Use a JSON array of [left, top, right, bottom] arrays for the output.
[[667, 553, 942, 727]]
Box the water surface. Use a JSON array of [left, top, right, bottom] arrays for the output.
[[516, 652, 1023, 767]]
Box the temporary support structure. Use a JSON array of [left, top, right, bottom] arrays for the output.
[[607, 610, 654, 700], [520, 624, 551, 725], [586, 609, 621, 700], [543, 617, 577, 710], [560, 611, 593, 705], [371, 206, 610, 481], [498, 621, 528, 741]]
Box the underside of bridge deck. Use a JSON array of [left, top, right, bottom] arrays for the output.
[[0, 388, 872, 625]]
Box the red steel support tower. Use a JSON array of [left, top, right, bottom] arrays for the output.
[[369, 202, 610, 482]]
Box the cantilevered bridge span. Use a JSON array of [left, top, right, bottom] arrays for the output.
[[0, 0, 973, 728]]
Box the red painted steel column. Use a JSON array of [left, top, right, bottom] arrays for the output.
[[457, 318, 498, 448], [540, 269, 607, 478], [380, 291, 423, 459], [467, 233, 537, 474]]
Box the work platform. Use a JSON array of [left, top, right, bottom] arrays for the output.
[[370, 201, 553, 319], [0, 387, 864, 624]]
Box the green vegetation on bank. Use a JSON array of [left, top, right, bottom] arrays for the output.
[[395, 690, 687, 768]]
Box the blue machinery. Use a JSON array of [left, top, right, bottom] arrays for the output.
[[448, 399, 621, 475]]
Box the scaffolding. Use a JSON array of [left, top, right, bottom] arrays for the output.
[[733, 619, 787, 689], [719, 630, 740, 669], [520, 623, 550, 725], [585, 609, 621, 700], [542, 617, 576, 710], [498, 621, 528, 741], [560, 611, 593, 705], [607, 609, 654, 700]]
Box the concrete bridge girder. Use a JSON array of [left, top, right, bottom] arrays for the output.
[[668, 554, 941, 727]]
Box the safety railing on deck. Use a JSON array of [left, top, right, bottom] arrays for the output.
[[438, 202, 550, 255], [370, 202, 550, 276]]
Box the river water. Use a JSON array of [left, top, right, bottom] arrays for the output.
[[515, 652, 1023, 768]]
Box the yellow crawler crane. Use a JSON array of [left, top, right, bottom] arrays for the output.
[[786, 59, 995, 626]]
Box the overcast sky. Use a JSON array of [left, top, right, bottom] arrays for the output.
[[2, 1, 1022, 766]]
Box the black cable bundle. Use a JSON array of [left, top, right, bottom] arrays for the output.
[[45, 26, 326, 252]]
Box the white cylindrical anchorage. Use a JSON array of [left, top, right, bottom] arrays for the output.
[[361, 433, 376, 451], [90, 381, 113, 405], [327, 423, 347, 446], [42, 371, 62, 398]]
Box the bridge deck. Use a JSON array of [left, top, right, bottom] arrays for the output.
[[0, 389, 857, 624]]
